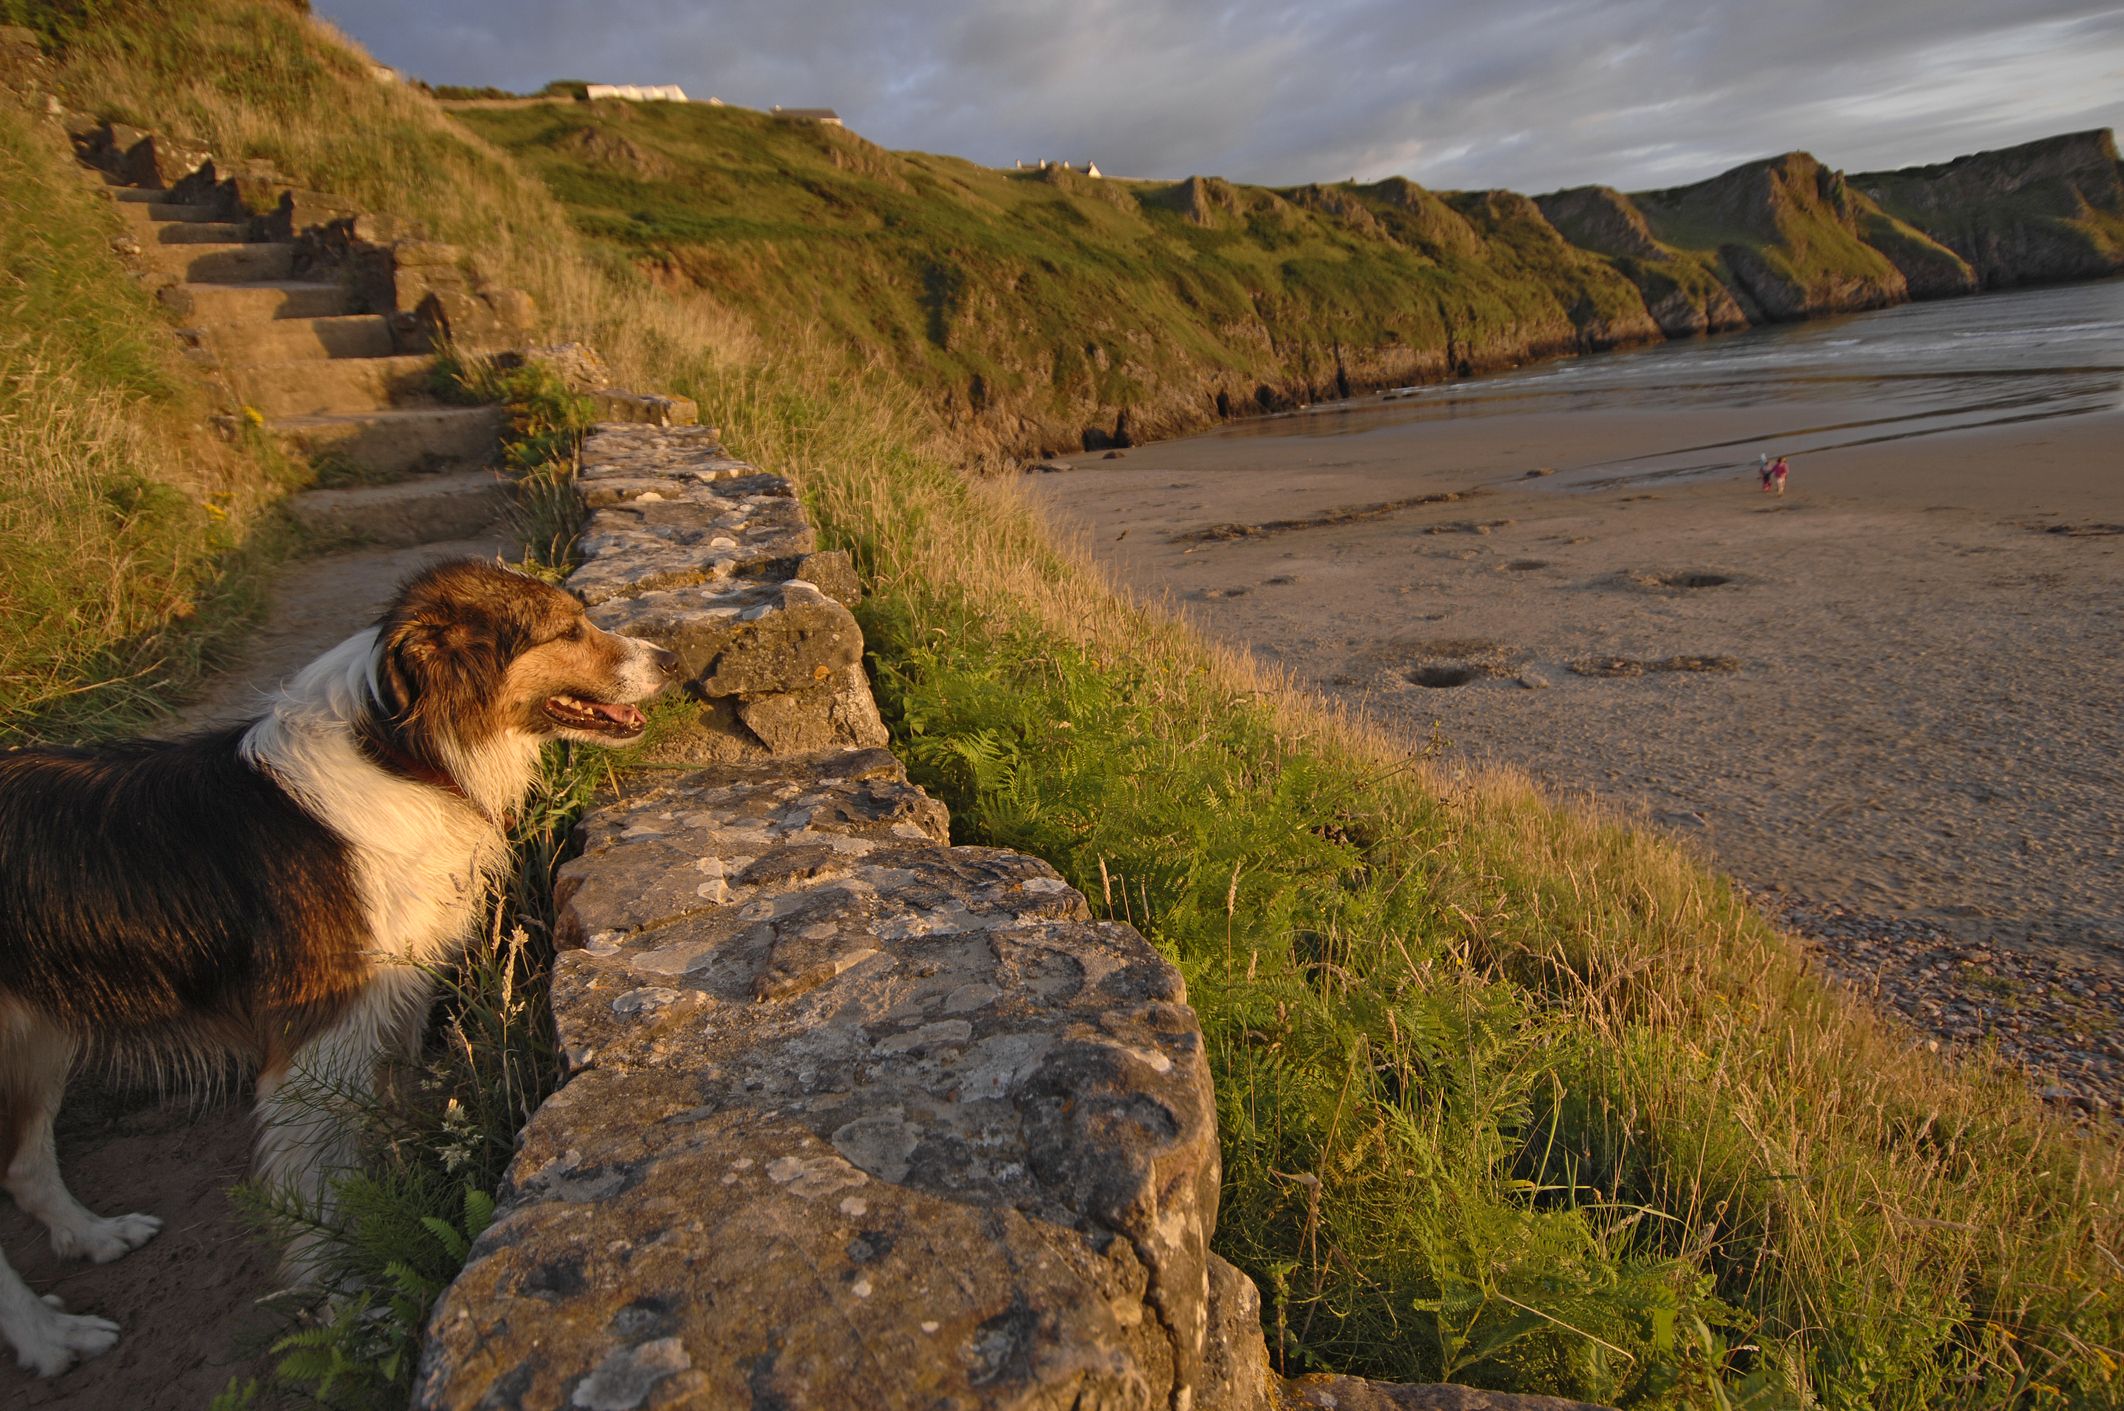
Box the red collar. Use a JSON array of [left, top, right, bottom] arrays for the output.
[[356, 723, 518, 830], [360, 729, 480, 811]]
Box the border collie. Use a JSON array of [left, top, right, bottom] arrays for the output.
[[0, 560, 676, 1376]]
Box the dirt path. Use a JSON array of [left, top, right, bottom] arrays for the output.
[[1, 1093, 281, 1409]]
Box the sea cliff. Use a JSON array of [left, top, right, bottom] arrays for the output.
[[455, 104, 2124, 458]]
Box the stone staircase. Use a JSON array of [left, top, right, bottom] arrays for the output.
[[74, 143, 517, 727], [99, 172, 506, 503]]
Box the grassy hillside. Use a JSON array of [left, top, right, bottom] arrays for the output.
[[451, 98, 1665, 459], [1624, 154, 1916, 319], [12, 6, 2124, 1408], [451, 101, 2124, 459], [1533, 185, 1751, 336], [0, 60, 288, 740]]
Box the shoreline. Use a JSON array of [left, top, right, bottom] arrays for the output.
[[1025, 308, 2124, 1113], [1024, 272, 2124, 464]]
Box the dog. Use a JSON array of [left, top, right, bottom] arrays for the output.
[[0, 559, 676, 1376]]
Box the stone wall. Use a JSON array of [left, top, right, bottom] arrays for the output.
[[413, 423, 1608, 1411]]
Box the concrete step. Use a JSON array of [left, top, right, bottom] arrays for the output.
[[205, 313, 393, 362], [231, 354, 437, 417], [146, 220, 251, 245], [284, 468, 512, 548], [111, 198, 231, 224], [169, 280, 353, 324], [136, 241, 294, 281], [109, 186, 166, 203], [269, 405, 505, 477]]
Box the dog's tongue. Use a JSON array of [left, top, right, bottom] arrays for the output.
[[594, 701, 645, 730]]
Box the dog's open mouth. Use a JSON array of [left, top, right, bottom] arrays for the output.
[[543, 693, 646, 737]]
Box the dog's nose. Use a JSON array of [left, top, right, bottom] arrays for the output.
[[652, 646, 681, 677]]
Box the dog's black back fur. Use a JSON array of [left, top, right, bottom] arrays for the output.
[[0, 729, 370, 1062]]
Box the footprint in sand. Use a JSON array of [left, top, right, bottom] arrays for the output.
[[1568, 655, 1741, 678], [1610, 569, 1736, 592]]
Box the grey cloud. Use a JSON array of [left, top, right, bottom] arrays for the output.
[[322, 0, 2124, 192]]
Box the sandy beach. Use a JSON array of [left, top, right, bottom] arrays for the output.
[[1028, 282, 2124, 1108]]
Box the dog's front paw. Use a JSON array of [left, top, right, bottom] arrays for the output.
[[10, 1295, 120, 1377], [54, 1212, 162, 1264]]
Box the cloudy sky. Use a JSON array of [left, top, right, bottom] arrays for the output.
[[321, 0, 2124, 193]]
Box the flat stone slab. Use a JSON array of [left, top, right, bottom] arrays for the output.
[[578, 469, 788, 510], [551, 749, 949, 950], [568, 490, 815, 606], [588, 578, 862, 698], [417, 751, 1223, 1410], [576, 421, 738, 481]]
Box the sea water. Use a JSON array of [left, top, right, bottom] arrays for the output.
[[1222, 276, 2124, 486]]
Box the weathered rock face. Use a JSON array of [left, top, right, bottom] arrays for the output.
[[1856, 210, 1979, 300], [1531, 187, 1752, 338], [413, 422, 1619, 1408], [1533, 186, 1662, 261], [1854, 129, 2124, 287]]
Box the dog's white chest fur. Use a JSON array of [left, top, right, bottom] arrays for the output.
[[240, 628, 526, 968]]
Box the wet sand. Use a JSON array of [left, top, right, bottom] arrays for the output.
[[1027, 335, 2124, 1105]]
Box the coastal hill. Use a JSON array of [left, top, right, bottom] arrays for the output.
[[454, 100, 2124, 458]]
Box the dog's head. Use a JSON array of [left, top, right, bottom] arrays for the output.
[[369, 561, 678, 759]]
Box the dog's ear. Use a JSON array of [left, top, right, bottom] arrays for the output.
[[376, 618, 425, 722], [379, 601, 514, 731], [377, 611, 478, 725]]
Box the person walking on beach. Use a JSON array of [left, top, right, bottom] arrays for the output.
[[1771, 455, 1789, 496], [1758, 453, 1774, 493]]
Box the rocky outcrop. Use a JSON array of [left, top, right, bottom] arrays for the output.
[[1533, 186, 1662, 260], [414, 423, 1615, 1410], [1533, 186, 1749, 337], [1854, 129, 2124, 288], [1442, 191, 1664, 350], [1286, 183, 1384, 237], [1630, 153, 1909, 321], [1356, 177, 1483, 258], [1156, 174, 1247, 227], [1537, 138, 2118, 326], [1854, 209, 1978, 300]]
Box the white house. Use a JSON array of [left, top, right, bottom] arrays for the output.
[[586, 83, 690, 103], [1015, 159, 1101, 179]]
